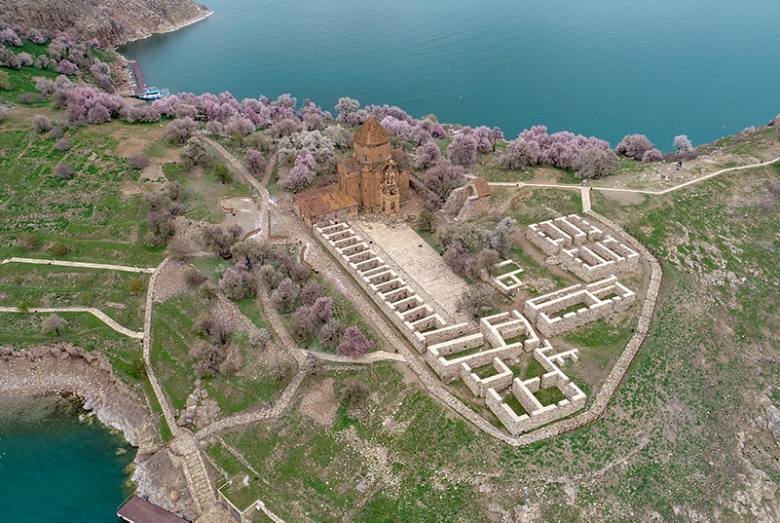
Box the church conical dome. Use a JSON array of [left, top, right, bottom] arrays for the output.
[[353, 115, 390, 147]]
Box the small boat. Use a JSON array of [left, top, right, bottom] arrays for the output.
[[136, 87, 170, 101]]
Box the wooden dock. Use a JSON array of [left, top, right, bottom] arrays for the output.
[[127, 61, 147, 96]]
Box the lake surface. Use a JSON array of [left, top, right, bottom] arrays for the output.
[[121, 0, 780, 149], [0, 396, 135, 522]]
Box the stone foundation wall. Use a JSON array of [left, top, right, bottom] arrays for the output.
[[485, 342, 586, 435], [524, 276, 636, 337], [314, 222, 448, 353]]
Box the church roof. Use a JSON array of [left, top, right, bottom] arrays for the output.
[[354, 115, 390, 147], [471, 177, 491, 198], [293, 184, 358, 218]]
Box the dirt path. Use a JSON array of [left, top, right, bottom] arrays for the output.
[[0, 257, 156, 273]]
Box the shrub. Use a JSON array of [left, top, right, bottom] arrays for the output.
[[55, 60, 79, 75], [642, 148, 663, 163], [17, 232, 40, 251], [54, 139, 71, 152], [166, 117, 197, 144], [414, 141, 442, 170], [290, 306, 314, 343], [575, 148, 620, 179], [320, 318, 345, 350], [50, 242, 69, 257], [129, 154, 150, 169], [458, 285, 495, 319], [35, 77, 56, 96], [249, 328, 271, 349], [54, 162, 74, 179], [0, 71, 13, 91], [41, 314, 68, 336], [499, 138, 540, 170], [32, 114, 52, 133], [447, 131, 478, 166], [198, 224, 243, 259], [244, 149, 266, 176], [271, 278, 299, 313]]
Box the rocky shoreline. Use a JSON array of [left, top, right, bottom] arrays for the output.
[[0, 344, 196, 518]]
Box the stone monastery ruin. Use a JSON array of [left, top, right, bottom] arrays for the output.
[[312, 208, 649, 438]]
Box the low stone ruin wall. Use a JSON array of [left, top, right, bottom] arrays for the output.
[[485, 342, 585, 435], [314, 222, 448, 353], [523, 276, 636, 337]]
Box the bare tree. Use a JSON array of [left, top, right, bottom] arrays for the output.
[[41, 314, 68, 336]]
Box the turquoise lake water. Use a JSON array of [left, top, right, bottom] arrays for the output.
[[121, 0, 780, 149], [0, 396, 135, 522]]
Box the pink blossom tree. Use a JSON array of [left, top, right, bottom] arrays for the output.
[[615, 134, 654, 160], [423, 159, 465, 206], [55, 60, 79, 75], [166, 117, 197, 143], [337, 326, 371, 359], [499, 138, 540, 169], [280, 152, 315, 192], [642, 148, 663, 163], [244, 149, 266, 176], [447, 131, 478, 166], [414, 141, 442, 169]]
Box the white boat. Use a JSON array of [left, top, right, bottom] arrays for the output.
[[137, 87, 170, 101]]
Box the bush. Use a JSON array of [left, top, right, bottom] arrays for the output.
[[458, 285, 495, 319], [32, 114, 52, 133], [129, 154, 150, 169], [54, 162, 74, 180], [54, 139, 71, 152], [575, 148, 619, 179], [41, 314, 68, 336], [50, 242, 69, 257], [271, 278, 299, 313], [244, 149, 266, 176], [499, 138, 540, 169], [642, 148, 663, 163]]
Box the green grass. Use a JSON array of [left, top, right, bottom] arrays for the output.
[[0, 122, 165, 265], [151, 289, 290, 414], [0, 263, 149, 331]]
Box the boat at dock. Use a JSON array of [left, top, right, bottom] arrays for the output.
[[136, 87, 170, 101]]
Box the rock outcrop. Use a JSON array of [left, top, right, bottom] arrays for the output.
[[0, 0, 212, 47]]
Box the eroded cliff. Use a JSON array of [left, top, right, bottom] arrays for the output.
[[0, 0, 212, 46]]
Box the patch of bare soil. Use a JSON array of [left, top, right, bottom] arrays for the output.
[[120, 180, 144, 199], [141, 163, 165, 182], [299, 378, 338, 426], [152, 260, 190, 303], [600, 190, 645, 206]]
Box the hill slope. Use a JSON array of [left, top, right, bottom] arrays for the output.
[[0, 0, 211, 46]]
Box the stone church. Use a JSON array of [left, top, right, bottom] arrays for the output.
[[293, 115, 411, 225]]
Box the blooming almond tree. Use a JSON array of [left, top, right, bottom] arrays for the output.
[[337, 326, 371, 359]]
